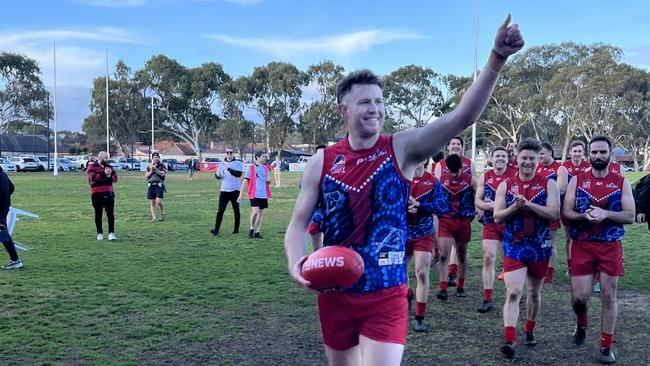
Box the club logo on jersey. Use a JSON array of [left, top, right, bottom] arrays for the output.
[[596, 181, 603, 186], [487, 177, 493, 184], [423, 180, 434, 186], [582, 179, 591, 189], [607, 183, 618, 189], [330, 155, 346, 175], [532, 184, 543, 190], [511, 183, 519, 195]]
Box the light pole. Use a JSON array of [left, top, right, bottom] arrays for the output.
[[470, 0, 479, 163]]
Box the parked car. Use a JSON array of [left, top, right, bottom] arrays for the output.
[[108, 159, 123, 171], [118, 157, 141, 171], [199, 157, 220, 172], [0, 158, 17, 172], [10, 157, 40, 172], [57, 158, 78, 171]]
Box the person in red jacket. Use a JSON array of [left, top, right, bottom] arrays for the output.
[[87, 151, 118, 241]]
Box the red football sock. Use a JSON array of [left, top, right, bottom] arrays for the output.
[[458, 277, 465, 289], [577, 313, 589, 328], [439, 281, 448, 291], [600, 332, 613, 348], [416, 302, 427, 317], [545, 266, 555, 279], [449, 264, 458, 276], [524, 319, 536, 332], [484, 289, 493, 301], [504, 326, 516, 344]]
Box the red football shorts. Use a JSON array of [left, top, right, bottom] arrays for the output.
[[317, 284, 408, 351], [307, 222, 321, 235], [570, 240, 624, 277], [482, 223, 504, 241], [406, 234, 434, 256], [550, 219, 561, 231], [503, 256, 549, 280], [438, 217, 472, 244]]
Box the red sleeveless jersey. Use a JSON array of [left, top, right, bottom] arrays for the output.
[[437, 156, 472, 176], [319, 135, 411, 292], [481, 168, 514, 224], [536, 160, 561, 181], [568, 170, 626, 242], [563, 159, 591, 180], [439, 171, 475, 219], [608, 162, 622, 176]]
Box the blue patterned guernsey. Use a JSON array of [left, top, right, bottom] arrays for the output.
[[481, 168, 514, 225], [319, 135, 410, 292], [407, 171, 449, 240], [569, 170, 625, 242], [502, 174, 553, 262]]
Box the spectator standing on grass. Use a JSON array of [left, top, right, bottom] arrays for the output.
[[87, 151, 118, 241], [240, 151, 271, 239], [635, 173, 650, 230], [0, 166, 22, 270], [187, 158, 195, 181], [146, 152, 167, 222], [211, 149, 243, 236], [271, 154, 282, 188]]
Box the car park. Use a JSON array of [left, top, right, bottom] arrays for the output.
[[199, 157, 221, 172], [162, 158, 187, 171], [57, 158, 77, 171]]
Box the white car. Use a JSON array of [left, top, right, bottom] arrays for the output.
[[108, 159, 123, 171], [0, 159, 17, 172], [10, 157, 40, 172], [118, 157, 141, 171]]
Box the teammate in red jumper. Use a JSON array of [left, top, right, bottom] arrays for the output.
[[434, 136, 475, 287], [536, 142, 568, 283], [501, 137, 518, 172], [563, 136, 635, 365], [406, 160, 448, 331], [87, 151, 118, 241], [285, 15, 524, 365], [494, 138, 560, 359], [475, 146, 513, 313], [436, 154, 477, 300]]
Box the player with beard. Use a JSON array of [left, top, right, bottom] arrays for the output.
[[435, 136, 475, 287], [536, 142, 568, 284], [563, 136, 635, 365], [285, 15, 524, 365], [501, 138, 518, 172], [436, 154, 477, 300], [494, 138, 560, 359], [406, 160, 448, 331], [475, 146, 513, 313]]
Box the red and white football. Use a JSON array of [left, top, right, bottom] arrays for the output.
[[301, 246, 364, 291]]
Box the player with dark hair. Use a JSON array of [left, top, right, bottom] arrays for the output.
[[563, 141, 591, 180], [145, 152, 167, 222], [536, 142, 568, 283], [284, 15, 524, 365], [239, 151, 272, 239], [501, 137, 518, 172], [563, 135, 635, 364], [475, 146, 513, 313], [406, 160, 448, 331], [494, 138, 560, 359], [87, 151, 118, 241], [436, 154, 477, 300]]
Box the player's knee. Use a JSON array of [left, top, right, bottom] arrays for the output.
[[572, 299, 588, 315], [483, 251, 495, 267], [601, 292, 617, 308], [507, 289, 522, 302], [415, 266, 429, 282]]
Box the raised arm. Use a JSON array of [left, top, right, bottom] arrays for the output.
[[393, 14, 524, 177], [284, 150, 324, 289]]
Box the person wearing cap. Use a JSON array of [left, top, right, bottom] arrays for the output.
[[146, 152, 167, 222], [211, 149, 243, 236]]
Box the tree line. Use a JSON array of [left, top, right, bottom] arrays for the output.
[[1, 42, 649, 167]]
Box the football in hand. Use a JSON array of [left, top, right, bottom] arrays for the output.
[[301, 246, 364, 291]]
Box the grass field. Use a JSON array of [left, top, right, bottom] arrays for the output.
[[1, 171, 649, 365]]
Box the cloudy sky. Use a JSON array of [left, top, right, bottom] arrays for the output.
[[2, 0, 649, 131]]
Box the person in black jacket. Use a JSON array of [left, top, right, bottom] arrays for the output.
[[0, 166, 22, 270], [635, 174, 650, 230]]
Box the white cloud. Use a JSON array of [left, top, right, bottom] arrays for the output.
[[205, 29, 425, 58], [72, 0, 150, 7]]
